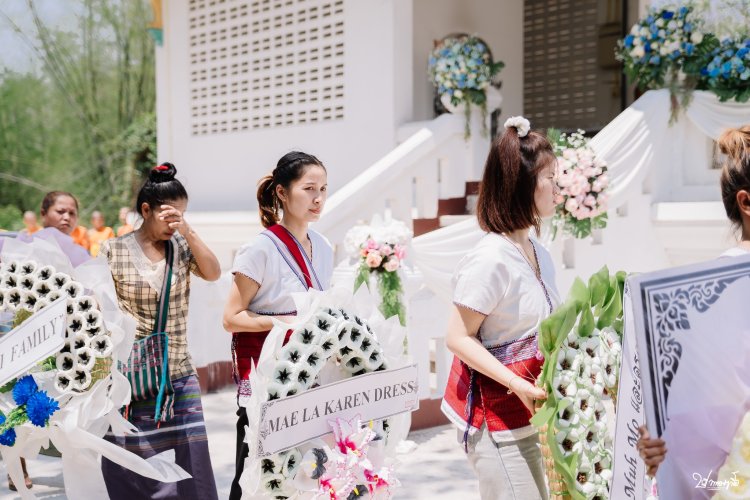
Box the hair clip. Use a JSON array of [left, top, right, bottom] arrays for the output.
[[154, 165, 169, 172]]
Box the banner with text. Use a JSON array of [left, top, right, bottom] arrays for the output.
[[256, 364, 419, 457], [0, 297, 67, 386], [610, 285, 651, 500]]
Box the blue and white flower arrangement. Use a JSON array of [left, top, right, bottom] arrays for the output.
[[428, 34, 504, 138], [0, 375, 60, 446], [702, 37, 750, 102], [617, 6, 716, 90], [617, 5, 719, 120]]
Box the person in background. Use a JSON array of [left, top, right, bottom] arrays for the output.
[[20, 211, 41, 235], [6, 191, 89, 491], [70, 224, 90, 251], [88, 211, 115, 257], [33, 191, 90, 266], [116, 206, 134, 236]]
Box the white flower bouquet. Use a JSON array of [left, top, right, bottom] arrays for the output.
[[532, 267, 626, 500], [345, 215, 412, 328]]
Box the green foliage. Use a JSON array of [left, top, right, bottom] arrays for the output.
[[0, 0, 156, 227], [533, 266, 627, 500], [377, 270, 406, 327], [353, 264, 406, 327], [12, 309, 33, 329], [0, 406, 28, 435], [0, 205, 23, 231]]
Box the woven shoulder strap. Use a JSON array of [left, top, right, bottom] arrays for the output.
[[153, 239, 175, 333], [266, 224, 313, 289]]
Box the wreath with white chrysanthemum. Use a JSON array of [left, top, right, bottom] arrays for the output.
[[259, 307, 392, 498], [0, 260, 114, 394], [240, 288, 409, 499], [0, 259, 118, 445]]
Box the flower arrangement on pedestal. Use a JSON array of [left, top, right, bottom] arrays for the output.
[[532, 267, 625, 500], [549, 130, 610, 240], [428, 34, 504, 138], [703, 37, 750, 102], [618, 3, 750, 119], [345, 216, 412, 328]]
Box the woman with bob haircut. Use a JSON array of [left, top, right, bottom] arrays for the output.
[[442, 116, 561, 499]]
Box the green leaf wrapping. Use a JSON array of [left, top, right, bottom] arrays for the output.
[[529, 402, 555, 428], [535, 266, 627, 499], [353, 263, 371, 293], [377, 270, 406, 327], [0, 406, 28, 435]]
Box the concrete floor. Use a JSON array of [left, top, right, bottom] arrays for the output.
[[0, 388, 480, 499]]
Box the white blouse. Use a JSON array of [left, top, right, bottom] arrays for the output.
[[231, 228, 334, 315], [452, 233, 561, 347]]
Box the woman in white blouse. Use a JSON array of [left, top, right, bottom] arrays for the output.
[[222, 151, 333, 500], [637, 126, 750, 479], [442, 117, 561, 499]]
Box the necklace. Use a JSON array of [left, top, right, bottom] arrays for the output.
[[499, 234, 552, 314], [501, 234, 540, 279]]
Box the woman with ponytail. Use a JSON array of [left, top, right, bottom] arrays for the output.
[[99, 163, 221, 499], [441, 117, 561, 499], [637, 125, 750, 477], [222, 151, 334, 499]]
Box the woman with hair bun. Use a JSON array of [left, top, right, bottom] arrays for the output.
[[99, 162, 221, 499], [637, 125, 750, 477], [442, 117, 561, 499], [222, 151, 334, 500]]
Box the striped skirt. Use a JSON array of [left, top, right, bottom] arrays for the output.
[[102, 374, 218, 500]]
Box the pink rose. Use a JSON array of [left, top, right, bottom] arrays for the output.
[[394, 245, 407, 260], [557, 173, 573, 188], [365, 239, 379, 251], [365, 251, 383, 268], [584, 195, 596, 207], [583, 167, 598, 178], [360, 248, 368, 257], [380, 244, 393, 256], [384, 258, 400, 272], [574, 206, 592, 220], [565, 198, 579, 213]]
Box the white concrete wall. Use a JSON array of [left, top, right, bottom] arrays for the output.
[[411, 0, 524, 126], [157, 0, 414, 213]]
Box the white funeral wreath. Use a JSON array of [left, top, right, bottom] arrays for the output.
[[259, 306, 392, 497], [0, 260, 114, 393]]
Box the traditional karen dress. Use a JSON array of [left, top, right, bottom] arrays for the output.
[[441, 233, 561, 500], [229, 224, 333, 500], [100, 232, 218, 500]]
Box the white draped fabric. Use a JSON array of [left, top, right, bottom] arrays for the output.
[[411, 89, 750, 301]]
